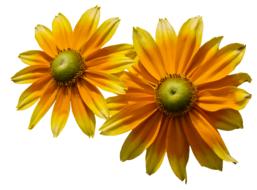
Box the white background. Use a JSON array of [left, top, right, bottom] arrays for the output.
[[0, 0, 256, 189]]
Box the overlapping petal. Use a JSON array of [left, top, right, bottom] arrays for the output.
[[18, 50, 51, 66]]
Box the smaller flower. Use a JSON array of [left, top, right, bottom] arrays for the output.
[[12, 6, 135, 137]]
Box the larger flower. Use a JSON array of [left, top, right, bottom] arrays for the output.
[[12, 6, 135, 137], [100, 17, 251, 181]]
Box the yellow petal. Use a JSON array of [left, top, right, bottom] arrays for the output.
[[133, 27, 165, 80], [192, 43, 246, 84], [77, 79, 108, 118], [107, 95, 127, 116], [81, 17, 120, 57], [100, 102, 158, 135], [17, 75, 51, 110], [145, 118, 168, 175], [120, 111, 162, 161], [18, 50, 51, 65], [189, 109, 237, 162], [186, 36, 223, 77], [203, 109, 243, 131], [52, 13, 72, 50], [71, 87, 95, 137], [156, 18, 177, 73], [85, 71, 126, 94], [72, 6, 100, 50], [29, 79, 58, 129], [35, 25, 58, 57], [176, 16, 203, 74], [11, 65, 50, 84], [197, 86, 251, 111], [51, 87, 71, 137], [182, 115, 223, 170], [167, 118, 189, 182]]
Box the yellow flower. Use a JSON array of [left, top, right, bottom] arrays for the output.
[[12, 6, 135, 137], [100, 17, 251, 181]]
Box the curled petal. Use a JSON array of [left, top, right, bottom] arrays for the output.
[[18, 50, 51, 66]]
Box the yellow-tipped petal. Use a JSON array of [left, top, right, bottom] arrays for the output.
[[11, 65, 49, 84], [81, 17, 120, 57], [29, 80, 58, 129], [71, 87, 95, 137], [52, 13, 72, 50], [72, 6, 100, 50], [51, 87, 71, 137], [77, 79, 108, 118], [120, 111, 162, 161], [18, 50, 51, 66], [198, 86, 251, 111], [35, 25, 58, 58]]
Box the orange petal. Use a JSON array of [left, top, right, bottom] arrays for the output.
[[11, 65, 50, 84], [35, 25, 58, 58], [72, 6, 100, 50], [85, 71, 126, 94], [176, 16, 203, 74], [182, 114, 223, 170], [156, 18, 177, 73], [133, 27, 165, 80], [167, 118, 189, 182], [197, 86, 251, 111], [145, 118, 168, 175], [189, 109, 237, 162], [71, 87, 95, 137], [51, 87, 71, 137], [77, 79, 108, 118], [52, 13, 72, 50], [107, 95, 127, 116], [203, 109, 243, 131], [18, 50, 51, 66], [100, 103, 158, 135], [17, 75, 51, 110], [29, 79, 58, 129], [81, 17, 120, 57], [120, 111, 162, 161], [192, 43, 246, 84]]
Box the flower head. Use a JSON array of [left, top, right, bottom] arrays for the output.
[[100, 17, 251, 181], [12, 6, 135, 137]]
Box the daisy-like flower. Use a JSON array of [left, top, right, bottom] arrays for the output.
[[12, 6, 135, 137], [100, 17, 251, 181]]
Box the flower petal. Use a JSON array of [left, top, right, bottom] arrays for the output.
[[81, 17, 120, 57], [71, 87, 95, 137], [52, 13, 72, 50], [29, 79, 58, 129], [72, 6, 100, 50], [176, 16, 203, 74], [77, 79, 108, 118], [203, 109, 243, 131], [107, 95, 127, 116], [85, 71, 126, 94], [51, 87, 71, 137], [197, 86, 251, 111], [100, 102, 158, 135], [189, 109, 237, 162], [16, 75, 51, 110], [11, 65, 50, 84], [18, 50, 51, 66], [156, 18, 177, 73], [182, 115, 223, 170], [167, 118, 189, 182], [120, 111, 162, 161], [133, 27, 165, 80], [35, 25, 58, 57]]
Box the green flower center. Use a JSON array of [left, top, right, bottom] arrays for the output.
[[156, 75, 196, 116], [51, 50, 84, 84]]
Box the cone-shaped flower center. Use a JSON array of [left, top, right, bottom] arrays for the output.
[[51, 50, 84, 83], [156, 76, 196, 116]]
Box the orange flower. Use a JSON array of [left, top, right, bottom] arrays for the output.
[[12, 6, 135, 137], [100, 17, 251, 181]]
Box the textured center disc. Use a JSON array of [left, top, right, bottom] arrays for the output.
[[157, 77, 194, 114], [51, 50, 83, 82]]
